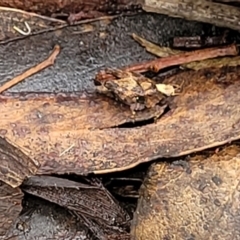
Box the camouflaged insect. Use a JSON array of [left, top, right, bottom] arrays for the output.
[[96, 69, 166, 113]]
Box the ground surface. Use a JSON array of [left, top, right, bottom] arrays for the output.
[[1, 12, 239, 239]]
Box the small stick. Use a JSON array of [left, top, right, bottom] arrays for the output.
[[132, 33, 240, 71], [95, 44, 238, 81], [128, 44, 239, 73], [0, 45, 60, 93]]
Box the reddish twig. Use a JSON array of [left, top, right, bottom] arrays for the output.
[[150, 44, 238, 72], [0, 45, 60, 93], [95, 44, 238, 82]]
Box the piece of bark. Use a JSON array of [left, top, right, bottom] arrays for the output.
[[96, 69, 167, 113], [22, 176, 130, 239], [173, 35, 228, 49], [0, 67, 240, 176], [0, 182, 23, 237], [139, 0, 240, 31], [0, 0, 141, 16]]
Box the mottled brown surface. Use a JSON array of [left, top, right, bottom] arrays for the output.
[[96, 69, 166, 112], [0, 0, 140, 15], [0, 91, 165, 130], [0, 13, 220, 239], [0, 137, 38, 237], [131, 144, 240, 240], [0, 137, 38, 188], [0, 182, 23, 237], [1, 67, 240, 175]]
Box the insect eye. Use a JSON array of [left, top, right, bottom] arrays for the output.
[[137, 96, 145, 103]]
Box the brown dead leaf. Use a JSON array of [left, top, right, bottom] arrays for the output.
[[23, 176, 130, 238], [0, 67, 239, 175], [0, 182, 23, 237], [0, 137, 39, 188]]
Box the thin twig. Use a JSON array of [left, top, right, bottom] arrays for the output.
[[95, 44, 238, 81], [126, 44, 238, 73], [0, 45, 60, 93], [150, 44, 238, 72]]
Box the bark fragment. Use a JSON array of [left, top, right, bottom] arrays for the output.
[[173, 34, 228, 49], [96, 69, 167, 113], [0, 91, 165, 130], [140, 0, 240, 31]]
